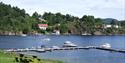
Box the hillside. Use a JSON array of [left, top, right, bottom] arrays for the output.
[[0, 2, 40, 35], [102, 18, 118, 24], [0, 2, 125, 35]]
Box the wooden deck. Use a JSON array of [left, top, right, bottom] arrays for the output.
[[5, 46, 125, 53]]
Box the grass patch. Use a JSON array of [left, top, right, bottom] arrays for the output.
[[0, 50, 16, 63], [0, 50, 63, 63]]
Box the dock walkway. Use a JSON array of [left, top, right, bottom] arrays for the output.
[[5, 46, 125, 53]]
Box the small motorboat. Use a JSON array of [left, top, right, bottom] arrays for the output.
[[63, 41, 77, 47], [20, 34, 27, 37], [51, 46, 60, 49], [100, 43, 111, 49], [35, 49, 46, 53], [43, 38, 51, 41]]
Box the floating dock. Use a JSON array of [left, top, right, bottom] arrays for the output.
[[95, 47, 125, 53], [5, 46, 125, 53]]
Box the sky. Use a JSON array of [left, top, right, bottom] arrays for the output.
[[0, 0, 125, 20]]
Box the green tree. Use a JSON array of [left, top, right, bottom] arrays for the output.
[[32, 12, 41, 18], [59, 24, 68, 33]]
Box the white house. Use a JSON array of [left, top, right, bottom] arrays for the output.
[[113, 25, 119, 28], [104, 25, 111, 28], [104, 24, 119, 28], [38, 24, 48, 30]]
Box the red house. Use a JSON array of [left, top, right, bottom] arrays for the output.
[[38, 24, 48, 30]]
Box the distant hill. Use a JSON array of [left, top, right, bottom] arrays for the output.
[[102, 18, 118, 24]]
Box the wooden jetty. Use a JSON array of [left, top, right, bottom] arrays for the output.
[[5, 46, 125, 53], [95, 47, 125, 53]]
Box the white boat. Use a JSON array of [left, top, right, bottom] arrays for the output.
[[100, 43, 111, 49], [20, 34, 27, 37], [63, 41, 77, 47], [35, 49, 46, 52], [43, 38, 51, 41], [5, 49, 15, 52], [51, 46, 60, 49]]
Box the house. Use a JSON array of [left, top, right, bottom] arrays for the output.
[[38, 24, 48, 30], [104, 24, 120, 28], [113, 25, 119, 28], [104, 25, 112, 28]]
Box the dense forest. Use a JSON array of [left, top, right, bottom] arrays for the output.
[[0, 2, 125, 35]]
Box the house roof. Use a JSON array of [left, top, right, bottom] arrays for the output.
[[38, 24, 48, 27]]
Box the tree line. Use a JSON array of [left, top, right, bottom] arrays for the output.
[[0, 2, 125, 35]]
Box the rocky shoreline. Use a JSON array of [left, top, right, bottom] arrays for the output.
[[0, 33, 125, 36], [0, 30, 125, 36]]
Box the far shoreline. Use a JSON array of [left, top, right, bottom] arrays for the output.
[[0, 34, 125, 36]]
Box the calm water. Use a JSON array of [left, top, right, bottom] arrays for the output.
[[0, 35, 125, 63]]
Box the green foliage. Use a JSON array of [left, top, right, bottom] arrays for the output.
[[0, 2, 40, 35], [80, 15, 96, 34], [32, 12, 41, 18], [0, 2, 125, 35], [0, 50, 63, 63], [42, 12, 79, 26], [59, 24, 68, 33], [105, 28, 113, 34]]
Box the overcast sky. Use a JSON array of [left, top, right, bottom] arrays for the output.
[[0, 0, 125, 20]]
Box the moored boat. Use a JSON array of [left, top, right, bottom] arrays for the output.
[[100, 43, 111, 49], [63, 41, 77, 47]]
